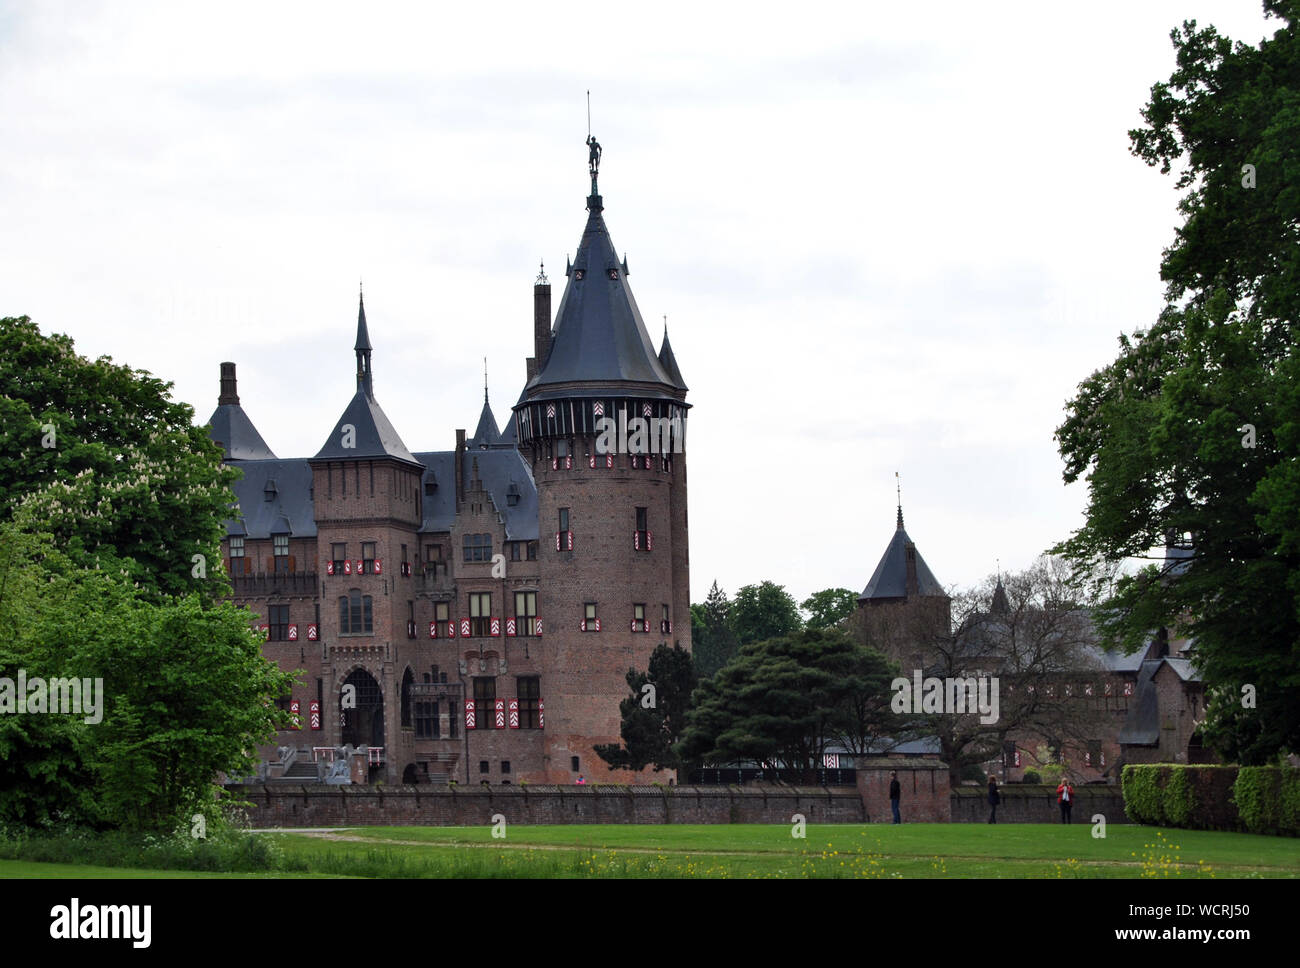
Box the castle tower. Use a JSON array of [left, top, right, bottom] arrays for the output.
[[512, 141, 691, 783], [309, 290, 425, 781]]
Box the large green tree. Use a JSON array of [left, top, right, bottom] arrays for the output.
[[691, 580, 740, 679], [1053, 3, 1300, 762], [0, 316, 238, 603], [594, 643, 697, 773], [0, 522, 294, 830], [678, 627, 892, 777]]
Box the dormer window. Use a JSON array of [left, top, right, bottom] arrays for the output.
[[425, 478, 437, 496], [608, 268, 618, 280], [263, 479, 277, 502]]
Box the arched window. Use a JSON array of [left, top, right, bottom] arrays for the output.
[[340, 590, 374, 633], [401, 667, 414, 727]]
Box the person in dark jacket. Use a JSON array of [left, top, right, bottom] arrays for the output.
[[889, 770, 901, 824], [1057, 778, 1075, 823], [987, 774, 1000, 823]]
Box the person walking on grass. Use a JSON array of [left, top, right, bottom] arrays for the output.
[[889, 770, 901, 824], [1057, 777, 1074, 823], [987, 774, 1000, 824]]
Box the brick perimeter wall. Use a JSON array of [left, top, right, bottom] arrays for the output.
[[228, 784, 865, 827], [950, 786, 1128, 824]]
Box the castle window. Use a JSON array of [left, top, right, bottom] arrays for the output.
[[479, 760, 490, 774], [464, 533, 491, 562], [559, 508, 570, 532], [469, 593, 491, 637], [583, 602, 598, 632], [331, 543, 347, 574], [229, 536, 246, 576], [435, 601, 449, 627], [635, 507, 650, 551], [501, 760, 511, 774], [268, 604, 290, 641], [361, 541, 376, 574], [661, 604, 671, 635], [571, 756, 580, 772], [339, 590, 373, 634], [510, 541, 521, 562], [415, 700, 437, 738], [633, 603, 647, 633], [273, 534, 290, 573], [515, 591, 537, 637], [517, 676, 540, 729], [527, 540, 538, 561], [474, 677, 496, 730]]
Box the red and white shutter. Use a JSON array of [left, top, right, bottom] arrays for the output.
[[289, 700, 301, 730], [326, 560, 335, 575], [259, 624, 269, 641], [508, 699, 519, 729], [633, 531, 640, 550], [494, 699, 506, 729], [646, 530, 653, 551], [374, 558, 382, 575], [464, 700, 476, 730], [307, 623, 319, 641], [555, 531, 562, 551], [1123, 681, 1133, 696], [1084, 751, 1092, 767], [429, 621, 438, 639], [343, 559, 352, 575], [506, 618, 517, 637], [1100, 751, 1106, 767], [535, 618, 543, 636], [355, 559, 363, 575], [605, 454, 613, 468], [823, 753, 839, 769], [490, 617, 501, 637], [1013, 750, 1021, 767], [309, 700, 321, 730], [446, 620, 456, 638], [538, 700, 544, 729], [460, 618, 471, 638], [288, 624, 298, 641]]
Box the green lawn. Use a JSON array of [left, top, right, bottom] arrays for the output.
[[257, 823, 1300, 878], [4, 824, 1297, 878]]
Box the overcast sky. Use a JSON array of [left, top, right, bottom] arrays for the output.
[[0, 1, 1279, 606]]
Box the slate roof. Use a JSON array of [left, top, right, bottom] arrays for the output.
[[225, 459, 317, 538], [207, 403, 278, 461], [658, 325, 687, 390], [527, 190, 680, 399], [1117, 659, 1165, 746], [858, 511, 946, 601], [413, 447, 538, 541], [471, 396, 501, 446], [313, 389, 420, 466]]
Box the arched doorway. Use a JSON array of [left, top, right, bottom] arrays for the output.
[[340, 667, 384, 751]]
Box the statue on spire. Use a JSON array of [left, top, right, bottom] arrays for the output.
[[586, 134, 602, 193]]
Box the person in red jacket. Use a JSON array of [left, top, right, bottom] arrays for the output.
[[1056, 778, 1075, 824]]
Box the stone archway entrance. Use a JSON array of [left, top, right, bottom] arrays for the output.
[[340, 667, 385, 751]]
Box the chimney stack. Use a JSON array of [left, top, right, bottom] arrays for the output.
[[218, 362, 240, 406], [454, 429, 466, 507], [534, 277, 552, 368]]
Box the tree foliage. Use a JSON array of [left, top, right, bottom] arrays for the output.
[[1053, 5, 1300, 762], [594, 643, 697, 773], [690, 580, 740, 679], [730, 580, 802, 647], [0, 523, 294, 831], [801, 587, 859, 630], [0, 316, 238, 603]]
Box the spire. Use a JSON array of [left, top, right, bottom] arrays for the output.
[[658, 318, 688, 390], [472, 358, 500, 446], [355, 286, 373, 398], [858, 483, 946, 604], [991, 567, 1010, 615], [896, 472, 904, 530], [526, 138, 679, 397]]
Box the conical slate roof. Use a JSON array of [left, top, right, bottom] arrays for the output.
[[658, 325, 687, 390], [355, 291, 372, 351], [313, 389, 419, 465], [528, 190, 678, 396], [206, 362, 277, 461], [858, 508, 946, 602], [471, 395, 501, 446]]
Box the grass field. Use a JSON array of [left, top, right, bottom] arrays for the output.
[[7, 823, 1296, 878]]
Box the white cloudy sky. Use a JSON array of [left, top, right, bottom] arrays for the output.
[[0, 1, 1278, 606]]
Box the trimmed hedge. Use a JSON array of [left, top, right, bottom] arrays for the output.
[[1121, 765, 1299, 835]]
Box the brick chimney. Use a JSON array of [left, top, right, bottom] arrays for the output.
[[218, 362, 240, 406]]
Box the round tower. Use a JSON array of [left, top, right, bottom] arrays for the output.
[[513, 141, 691, 783]]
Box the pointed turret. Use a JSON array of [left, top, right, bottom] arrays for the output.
[[991, 577, 1010, 615], [658, 323, 687, 390], [313, 294, 419, 466], [471, 368, 501, 446], [859, 501, 945, 604], [524, 146, 680, 399], [355, 288, 373, 398], [205, 362, 277, 461]]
